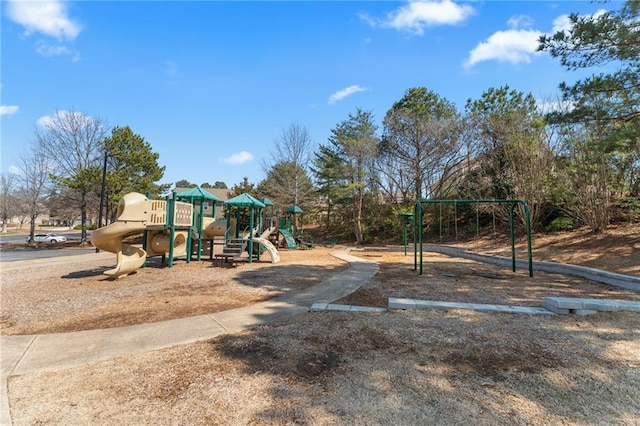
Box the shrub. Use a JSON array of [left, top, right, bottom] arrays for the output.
[[616, 197, 640, 213], [545, 216, 576, 232], [74, 224, 98, 230]]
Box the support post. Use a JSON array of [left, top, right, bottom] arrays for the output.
[[95, 149, 108, 253]]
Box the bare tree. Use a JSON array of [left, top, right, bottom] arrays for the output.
[[35, 110, 108, 244], [0, 173, 17, 232], [16, 144, 51, 243], [260, 123, 315, 214], [48, 188, 81, 228], [382, 87, 460, 202], [373, 141, 413, 204]]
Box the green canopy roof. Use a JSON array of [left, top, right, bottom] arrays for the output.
[[175, 186, 219, 201], [286, 205, 303, 214], [223, 193, 266, 208], [261, 197, 274, 206]]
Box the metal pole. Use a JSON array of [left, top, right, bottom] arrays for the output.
[[413, 202, 418, 271], [418, 202, 424, 275], [522, 200, 534, 277], [248, 209, 254, 264], [454, 200, 458, 241], [439, 202, 442, 241], [404, 223, 408, 256], [510, 202, 516, 273], [95, 150, 108, 253]]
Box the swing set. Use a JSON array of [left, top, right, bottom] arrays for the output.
[[413, 199, 533, 277]]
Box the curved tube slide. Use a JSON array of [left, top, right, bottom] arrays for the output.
[[92, 192, 149, 278], [92, 221, 147, 277]]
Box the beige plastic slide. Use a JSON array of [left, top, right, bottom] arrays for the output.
[[260, 225, 277, 239], [92, 192, 150, 278], [251, 237, 280, 263]]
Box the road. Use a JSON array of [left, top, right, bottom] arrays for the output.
[[0, 231, 96, 262], [0, 247, 99, 262], [0, 231, 90, 245]]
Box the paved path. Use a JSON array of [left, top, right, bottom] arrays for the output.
[[0, 249, 378, 425]]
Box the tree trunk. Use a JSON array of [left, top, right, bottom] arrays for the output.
[[80, 191, 88, 245], [353, 200, 363, 245], [415, 174, 423, 201], [28, 215, 37, 244], [353, 165, 364, 245]]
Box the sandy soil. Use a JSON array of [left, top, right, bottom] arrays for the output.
[[2, 224, 640, 425]]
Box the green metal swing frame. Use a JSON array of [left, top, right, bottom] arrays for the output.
[[413, 199, 533, 277]]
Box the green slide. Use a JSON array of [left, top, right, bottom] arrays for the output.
[[278, 228, 297, 249]]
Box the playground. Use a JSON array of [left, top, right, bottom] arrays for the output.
[[2, 224, 639, 424]]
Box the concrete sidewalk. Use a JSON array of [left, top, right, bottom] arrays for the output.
[[1, 249, 379, 425]]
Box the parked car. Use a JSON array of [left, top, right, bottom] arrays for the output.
[[26, 233, 67, 244]]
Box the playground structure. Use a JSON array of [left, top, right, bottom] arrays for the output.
[[217, 193, 280, 265], [413, 199, 534, 277], [277, 217, 298, 249], [225, 200, 307, 251], [92, 190, 282, 278], [276, 204, 319, 249]]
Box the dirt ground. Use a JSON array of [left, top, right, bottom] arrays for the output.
[[0, 247, 348, 335], [2, 224, 640, 425]]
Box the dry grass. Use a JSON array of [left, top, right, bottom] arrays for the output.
[[1, 247, 347, 335], [8, 310, 640, 425], [337, 251, 640, 308], [448, 223, 640, 276], [3, 224, 640, 425]]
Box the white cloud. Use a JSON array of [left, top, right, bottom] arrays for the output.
[[551, 14, 572, 34], [358, 12, 377, 28], [36, 110, 97, 130], [551, 9, 607, 34], [536, 99, 575, 115], [37, 112, 66, 128], [465, 29, 543, 68], [6, 0, 82, 40], [36, 42, 71, 57], [37, 115, 54, 128], [507, 14, 534, 29], [0, 105, 19, 116], [464, 9, 609, 69], [363, 0, 475, 35], [8, 166, 21, 175], [222, 151, 254, 165], [35, 40, 79, 61], [328, 85, 368, 105]]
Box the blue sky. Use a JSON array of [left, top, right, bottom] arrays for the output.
[[1, 0, 609, 189]]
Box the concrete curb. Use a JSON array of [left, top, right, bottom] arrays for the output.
[[388, 297, 555, 315], [545, 296, 640, 315], [310, 303, 387, 313]]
